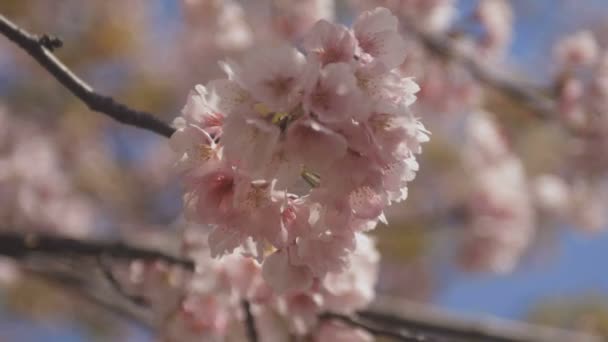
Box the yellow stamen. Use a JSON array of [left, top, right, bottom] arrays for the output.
[[272, 111, 289, 125], [254, 103, 273, 117], [301, 169, 321, 188], [198, 144, 215, 161]]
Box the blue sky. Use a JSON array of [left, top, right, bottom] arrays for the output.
[[436, 228, 608, 319]]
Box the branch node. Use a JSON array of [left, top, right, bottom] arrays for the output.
[[38, 34, 63, 51], [0, 13, 175, 138]]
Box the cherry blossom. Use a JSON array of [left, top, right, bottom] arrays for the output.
[[353, 7, 408, 69], [170, 7, 428, 294], [303, 20, 357, 66], [459, 111, 535, 273], [0, 108, 98, 238]]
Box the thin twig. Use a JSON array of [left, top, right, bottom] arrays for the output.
[[25, 266, 154, 329], [97, 254, 149, 307], [320, 312, 432, 342], [242, 300, 259, 342], [0, 13, 175, 138], [0, 231, 194, 270]]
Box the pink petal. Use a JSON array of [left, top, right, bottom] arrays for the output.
[[262, 249, 313, 293], [303, 20, 356, 66]]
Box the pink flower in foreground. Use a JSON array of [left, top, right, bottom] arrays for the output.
[[303, 20, 357, 66], [171, 7, 428, 293], [353, 7, 408, 69], [305, 62, 369, 123], [234, 44, 307, 112]]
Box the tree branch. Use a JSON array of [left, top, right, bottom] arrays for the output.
[[97, 254, 149, 307], [361, 296, 601, 342], [0, 13, 175, 138], [25, 266, 154, 329], [0, 231, 600, 341], [406, 25, 557, 120], [0, 231, 194, 270], [242, 300, 259, 342], [320, 312, 431, 342]]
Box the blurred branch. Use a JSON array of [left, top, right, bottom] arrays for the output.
[[360, 296, 602, 342], [0, 231, 194, 270], [407, 25, 557, 119], [97, 254, 149, 307], [320, 312, 431, 341], [0, 13, 175, 138], [242, 300, 259, 342], [25, 266, 154, 329], [0, 231, 600, 341]]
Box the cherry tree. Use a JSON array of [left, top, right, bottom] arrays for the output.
[[0, 1, 606, 341]]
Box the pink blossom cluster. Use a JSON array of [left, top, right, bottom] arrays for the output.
[[549, 31, 608, 231], [351, 0, 456, 34], [351, 0, 513, 116], [459, 111, 535, 272], [179, 0, 334, 82], [0, 108, 96, 237], [244, 0, 335, 41], [531, 172, 608, 233], [530, 174, 608, 232], [475, 0, 513, 57], [170, 7, 428, 293], [181, 0, 252, 57], [554, 31, 608, 132], [113, 225, 378, 341], [400, 41, 481, 116]]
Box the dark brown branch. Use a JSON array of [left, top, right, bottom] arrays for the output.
[[242, 300, 259, 342], [0, 231, 194, 270], [0, 14, 175, 138], [37, 34, 63, 51]]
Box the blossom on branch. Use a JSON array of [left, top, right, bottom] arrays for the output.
[[170, 7, 428, 294], [111, 224, 378, 341]]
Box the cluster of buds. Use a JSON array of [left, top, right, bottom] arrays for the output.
[[170, 7, 428, 293]]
